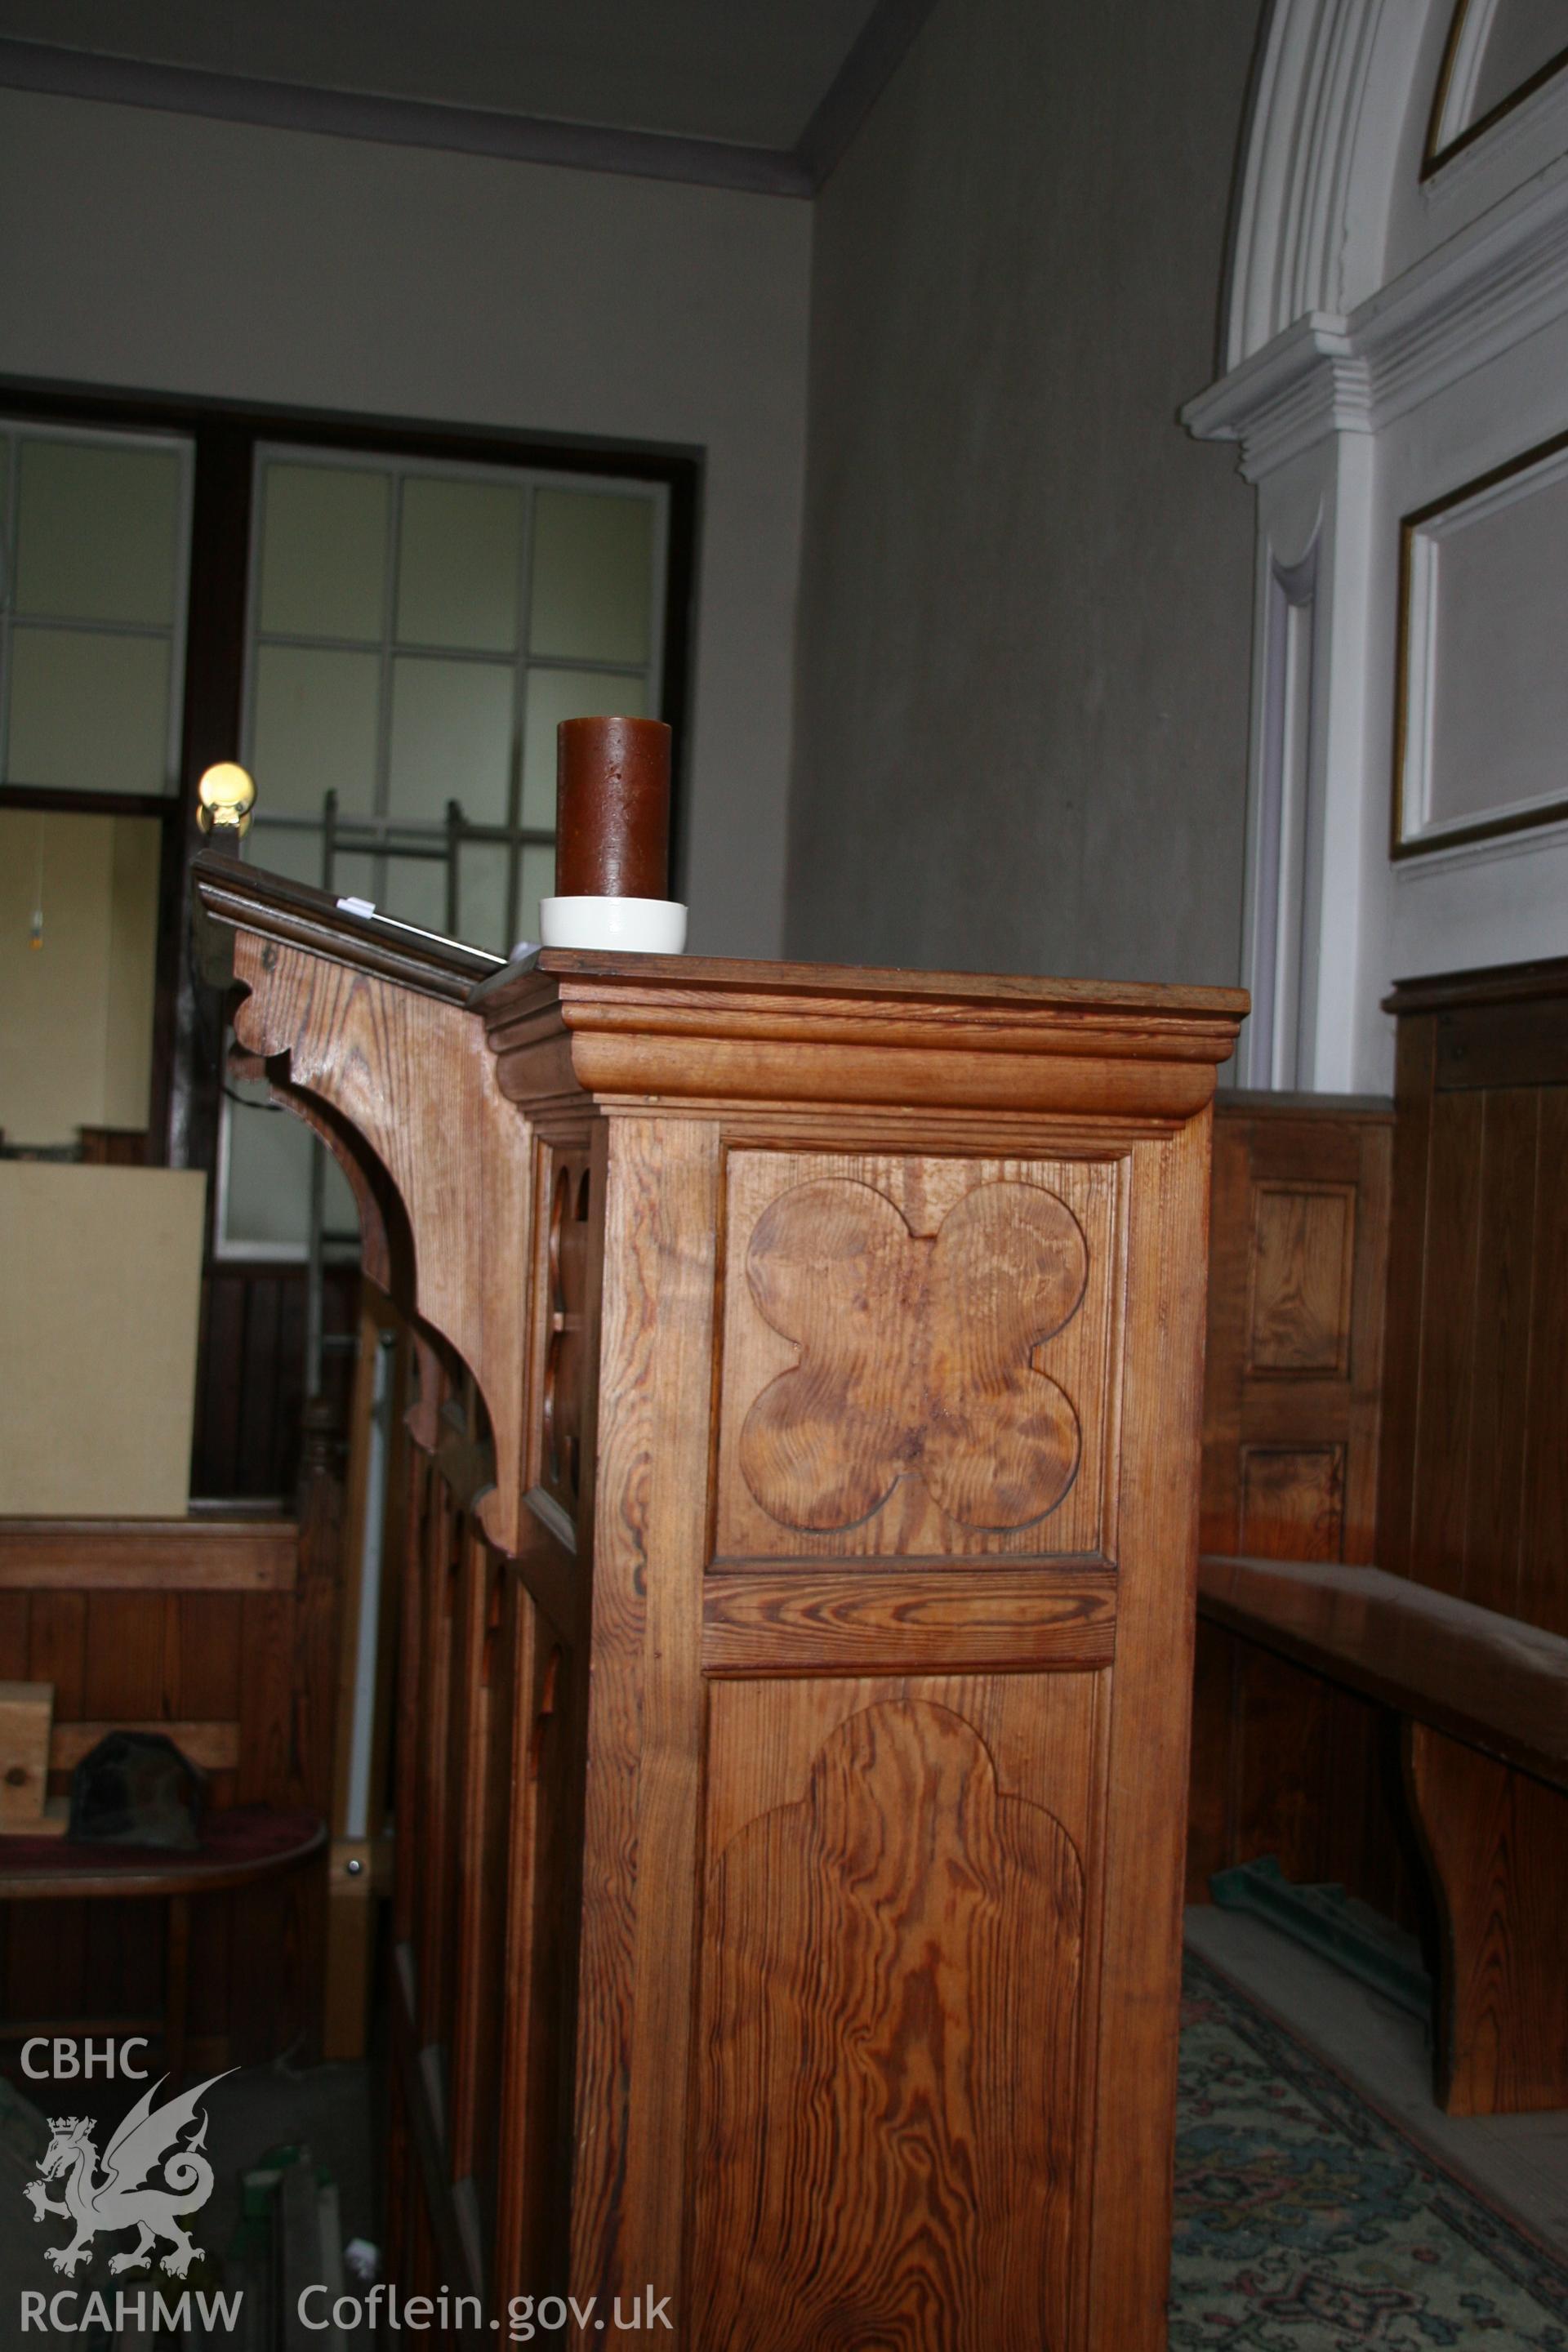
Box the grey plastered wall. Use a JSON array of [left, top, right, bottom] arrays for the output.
[[786, 0, 1262, 986], [0, 88, 812, 957]]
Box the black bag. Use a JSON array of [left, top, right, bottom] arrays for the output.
[[68, 1731, 205, 1851]]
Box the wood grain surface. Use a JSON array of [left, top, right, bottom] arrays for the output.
[[199, 857, 1245, 2351], [1200, 1095, 1392, 1566], [739, 1176, 1087, 1534], [479, 950, 1244, 1132], [1246, 1182, 1356, 1374], [569, 1116, 719, 2333], [715, 1151, 1122, 1566], [0, 1472, 336, 2067], [1379, 964, 1568, 1634], [1197, 1553, 1568, 1788], [702, 1566, 1116, 1675], [0, 1518, 296, 1588], [216, 927, 535, 1555], [1407, 1719, 1568, 2114], [690, 1698, 1084, 2352]]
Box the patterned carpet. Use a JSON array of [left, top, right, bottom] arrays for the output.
[[1174, 1953, 1568, 2348]]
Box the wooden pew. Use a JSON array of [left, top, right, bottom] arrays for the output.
[[0, 1436, 341, 2073], [1199, 1552, 1568, 2114], [1192, 958, 1568, 2117]]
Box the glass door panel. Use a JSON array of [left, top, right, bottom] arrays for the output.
[[223, 446, 670, 1258]]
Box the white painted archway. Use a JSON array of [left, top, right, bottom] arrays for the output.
[[1187, 0, 1568, 1089]]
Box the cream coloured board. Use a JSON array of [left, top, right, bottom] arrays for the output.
[[0, 1165, 206, 1515], [0, 809, 160, 1147]]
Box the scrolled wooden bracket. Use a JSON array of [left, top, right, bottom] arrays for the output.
[[221, 928, 534, 1557]]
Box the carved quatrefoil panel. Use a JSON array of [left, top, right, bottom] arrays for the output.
[[715, 1155, 1118, 1561]]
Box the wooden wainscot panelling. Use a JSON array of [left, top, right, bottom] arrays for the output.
[[1365, 960, 1568, 2116], [1381, 959, 1568, 1634], [1238, 1445, 1346, 1561], [49, 1718, 241, 1771], [713, 1149, 1124, 1566], [0, 1439, 340, 2070], [192, 1260, 359, 1501], [1202, 1094, 1392, 1566], [1190, 1093, 1399, 1912], [1246, 1182, 1356, 1374], [0, 1518, 296, 1589]]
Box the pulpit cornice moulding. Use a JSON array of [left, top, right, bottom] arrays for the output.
[[474, 951, 1244, 1136]]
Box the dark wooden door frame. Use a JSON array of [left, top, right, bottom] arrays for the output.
[[0, 376, 702, 1176]]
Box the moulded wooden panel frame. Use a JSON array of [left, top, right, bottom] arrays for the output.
[[569, 1114, 721, 2329], [1245, 1180, 1356, 1378], [710, 1147, 1127, 1567], [195, 856, 1245, 2345], [557, 1112, 1222, 2345], [566, 1113, 1213, 2350], [1085, 1116, 1214, 2348], [688, 1668, 1107, 2350], [1239, 1444, 1346, 1560], [1202, 1097, 1392, 1570]]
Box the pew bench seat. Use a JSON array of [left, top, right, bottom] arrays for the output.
[[1198, 1554, 1568, 2115]]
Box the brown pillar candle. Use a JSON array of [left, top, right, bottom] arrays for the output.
[[555, 715, 671, 900]]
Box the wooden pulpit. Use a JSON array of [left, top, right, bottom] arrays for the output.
[[195, 855, 1244, 2351]]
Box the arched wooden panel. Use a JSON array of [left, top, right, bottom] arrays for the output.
[[691, 1699, 1085, 2352]]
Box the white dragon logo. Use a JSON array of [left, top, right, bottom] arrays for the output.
[[23, 2072, 232, 2278]]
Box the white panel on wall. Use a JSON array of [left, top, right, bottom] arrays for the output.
[[1470, 0, 1568, 131], [1187, 0, 1568, 1088], [1397, 440, 1568, 850]]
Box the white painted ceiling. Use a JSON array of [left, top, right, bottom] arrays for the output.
[[0, 0, 882, 150]]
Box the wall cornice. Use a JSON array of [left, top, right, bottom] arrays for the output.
[[1187, 154, 1568, 477]]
